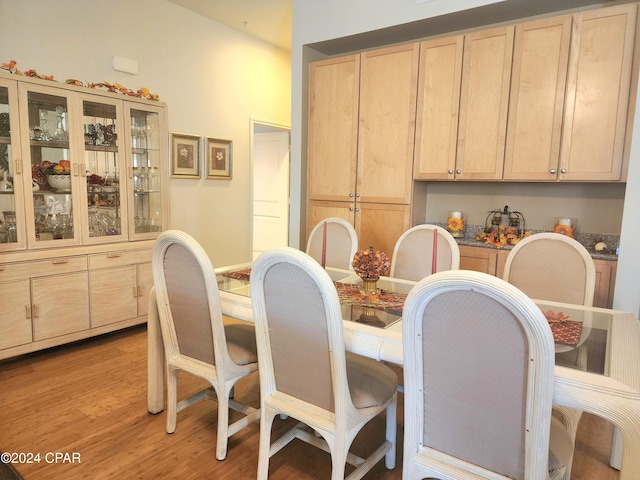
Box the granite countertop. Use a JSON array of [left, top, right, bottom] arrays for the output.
[[432, 223, 619, 262]]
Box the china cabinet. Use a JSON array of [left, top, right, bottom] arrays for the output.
[[307, 44, 419, 256], [0, 70, 168, 360]]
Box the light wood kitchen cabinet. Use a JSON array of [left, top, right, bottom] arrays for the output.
[[559, 3, 637, 181], [459, 245, 503, 276], [413, 35, 464, 180], [356, 44, 418, 203], [307, 55, 359, 203], [456, 26, 514, 180], [307, 44, 418, 255], [503, 16, 572, 180], [593, 259, 618, 309], [307, 200, 410, 260]]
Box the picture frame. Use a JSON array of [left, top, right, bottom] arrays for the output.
[[205, 137, 232, 180], [171, 133, 200, 178]]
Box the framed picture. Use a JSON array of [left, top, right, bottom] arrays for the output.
[[171, 133, 200, 178], [205, 137, 232, 179]]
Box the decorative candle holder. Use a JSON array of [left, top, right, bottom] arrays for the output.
[[447, 211, 465, 238], [554, 217, 577, 238]]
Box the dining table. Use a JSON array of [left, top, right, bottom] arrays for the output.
[[147, 262, 640, 479]]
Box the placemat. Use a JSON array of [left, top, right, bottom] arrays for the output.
[[223, 268, 251, 281], [543, 310, 583, 346], [334, 282, 407, 312]]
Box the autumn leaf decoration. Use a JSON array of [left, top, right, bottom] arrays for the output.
[[543, 309, 570, 323]]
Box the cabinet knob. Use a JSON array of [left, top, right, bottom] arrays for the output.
[[355, 193, 360, 198], [349, 193, 353, 197], [560, 168, 567, 174], [550, 169, 556, 174], [456, 169, 462, 175], [355, 207, 360, 212], [448, 169, 454, 174], [349, 207, 354, 211]]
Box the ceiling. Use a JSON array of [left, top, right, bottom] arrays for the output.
[[166, 0, 292, 51]]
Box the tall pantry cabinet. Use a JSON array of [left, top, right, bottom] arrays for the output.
[[307, 44, 419, 257], [0, 71, 169, 359]]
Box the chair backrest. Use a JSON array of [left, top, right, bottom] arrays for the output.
[[390, 224, 460, 281], [152, 230, 231, 371], [306, 217, 358, 270], [251, 247, 350, 413], [503, 232, 596, 306], [403, 269, 556, 479]]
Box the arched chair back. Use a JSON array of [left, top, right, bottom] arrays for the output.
[[390, 224, 460, 281], [250, 247, 397, 479], [306, 217, 358, 270], [152, 230, 260, 460], [402, 269, 573, 480]]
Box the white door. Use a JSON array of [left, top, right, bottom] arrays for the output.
[[252, 130, 290, 260]]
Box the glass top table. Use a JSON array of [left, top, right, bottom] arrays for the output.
[[215, 264, 612, 376]]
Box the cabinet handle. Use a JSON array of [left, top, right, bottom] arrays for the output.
[[0, 265, 5, 271], [72, 163, 78, 176], [550, 169, 556, 174], [560, 168, 567, 174], [349, 207, 354, 211], [133, 286, 138, 298], [32, 304, 39, 318], [355, 193, 360, 198], [52, 259, 69, 264], [129, 166, 134, 178], [15, 159, 22, 174], [137, 285, 143, 298], [448, 169, 454, 174], [349, 193, 354, 198], [25, 305, 31, 319], [456, 169, 462, 175], [107, 253, 121, 258], [355, 207, 360, 212]]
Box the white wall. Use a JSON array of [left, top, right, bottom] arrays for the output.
[[291, 0, 640, 315], [0, 0, 291, 267]]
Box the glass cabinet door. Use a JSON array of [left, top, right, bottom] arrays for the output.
[[80, 96, 127, 243], [0, 79, 27, 251], [19, 84, 80, 247], [125, 104, 167, 239]]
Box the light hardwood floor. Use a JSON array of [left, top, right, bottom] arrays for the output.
[[0, 324, 620, 479]]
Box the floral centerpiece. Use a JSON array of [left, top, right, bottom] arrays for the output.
[[352, 245, 390, 294], [475, 226, 532, 248]]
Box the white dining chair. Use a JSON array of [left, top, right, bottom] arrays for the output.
[[306, 217, 358, 270], [390, 224, 460, 281], [402, 269, 573, 480], [152, 230, 260, 460], [503, 232, 596, 478], [250, 246, 397, 479]]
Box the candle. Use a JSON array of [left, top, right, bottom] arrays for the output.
[[558, 217, 572, 226], [450, 211, 462, 219], [432, 228, 438, 274], [321, 221, 327, 268]]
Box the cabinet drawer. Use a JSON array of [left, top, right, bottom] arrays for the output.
[[88, 249, 152, 270], [0, 256, 87, 281]]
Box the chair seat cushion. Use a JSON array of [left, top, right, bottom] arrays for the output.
[[224, 323, 258, 365], [548, 415, 574, 472], [346, 352, 398, 409]]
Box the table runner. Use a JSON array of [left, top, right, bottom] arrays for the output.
[[222, 269, 582, 346]]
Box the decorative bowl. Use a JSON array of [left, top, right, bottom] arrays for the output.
[[47, 174, 71, 191]]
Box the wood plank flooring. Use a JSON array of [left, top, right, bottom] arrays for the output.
[[0, 325, 620, 479]]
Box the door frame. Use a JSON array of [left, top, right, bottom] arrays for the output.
[[250, 118, 291, 258]]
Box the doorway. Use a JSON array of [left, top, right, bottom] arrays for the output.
[[251, 120, 290, 260]]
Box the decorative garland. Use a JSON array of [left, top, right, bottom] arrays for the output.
[[1, 60, 159, 101]]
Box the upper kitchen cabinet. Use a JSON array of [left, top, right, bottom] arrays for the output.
[[307, 55, 360, 203], [559, 3, 637, 181], [456, 26, 514, 180], [356, 44, 419, 203], [413, 35, 464, 180], [503, 16, 572, 180]]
